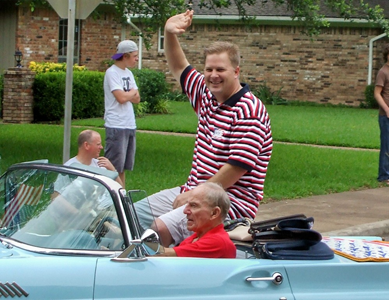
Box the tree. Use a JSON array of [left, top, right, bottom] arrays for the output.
[[18, 0, 389, 46], [112, 0, 389, 44]]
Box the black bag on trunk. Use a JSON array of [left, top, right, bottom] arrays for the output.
[[250, 215, 334, 260], [255, 240, 334, 260], [249, 214, 309, 235]]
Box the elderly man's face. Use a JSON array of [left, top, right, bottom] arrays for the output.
[[183, 186, 216, 234]]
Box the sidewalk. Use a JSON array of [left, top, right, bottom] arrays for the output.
[[255, 187, 389, 237]]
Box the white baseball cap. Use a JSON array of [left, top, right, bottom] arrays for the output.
[[111, 40, 138, 60]]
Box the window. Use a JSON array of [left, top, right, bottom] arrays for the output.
[[158, 27, 164, 52], [58, 19, 81, 64]]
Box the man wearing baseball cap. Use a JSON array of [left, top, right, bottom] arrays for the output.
[[103, 40, 140, 188]]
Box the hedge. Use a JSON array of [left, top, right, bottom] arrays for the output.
[[32, 68, 171, 122]]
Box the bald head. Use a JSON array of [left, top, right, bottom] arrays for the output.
[[78, 130, 100, 148]]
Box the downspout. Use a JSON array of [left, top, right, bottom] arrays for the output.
[[368, 33, 386, 85], [126, 16, 143, 70]]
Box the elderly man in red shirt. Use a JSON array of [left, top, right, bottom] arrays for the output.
[[157, 182, 236, 258]]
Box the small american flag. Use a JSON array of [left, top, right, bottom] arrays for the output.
[[1, 184, 44, 228]]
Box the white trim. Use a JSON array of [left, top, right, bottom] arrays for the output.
[[158, 27, 164, 53], [368, 33, 387, 85], [126, 15, 143, 70]]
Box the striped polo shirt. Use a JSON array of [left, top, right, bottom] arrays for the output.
[[180, 66, 273, 219]]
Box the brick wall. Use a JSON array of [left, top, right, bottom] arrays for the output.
[[16, 5, 125, 71], [15, 5, 389, 106], [143, 23, 389, 106], [80, 10, 124, 71], [3, 68, 35, 123], [17, 6, 60, 63]]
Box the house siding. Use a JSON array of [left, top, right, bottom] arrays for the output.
[[0, 1, 17, 71], [13, 5, 389, 106]]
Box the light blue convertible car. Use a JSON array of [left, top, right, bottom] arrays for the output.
[[1, 161, 388, 300]]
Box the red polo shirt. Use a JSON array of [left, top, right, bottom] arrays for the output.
[[174, 224, 236, 258]]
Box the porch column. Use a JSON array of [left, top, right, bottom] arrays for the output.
[[2, 67, 36, 123]]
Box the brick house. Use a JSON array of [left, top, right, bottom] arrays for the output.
[[1, 0, 389, 106]]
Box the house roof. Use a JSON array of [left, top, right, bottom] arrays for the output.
[[191, 0, 389, 20]]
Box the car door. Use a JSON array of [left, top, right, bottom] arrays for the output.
[[94, 257, 293, 299], [285, 260, 389, 300], [0, 250, 97, 300]]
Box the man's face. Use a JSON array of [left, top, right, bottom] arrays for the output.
[[204, 52, 240, 103], [183, 187, 216, 234], [86, 133, 103, 158], [124, 51, 139, 68]]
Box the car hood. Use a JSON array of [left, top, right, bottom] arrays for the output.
[[0, 241, 12, 258]]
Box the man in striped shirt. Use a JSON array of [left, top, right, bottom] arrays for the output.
[[137, 10, 273, 247]]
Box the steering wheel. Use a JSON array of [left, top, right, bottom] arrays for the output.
[[94, 216, 120, 244]]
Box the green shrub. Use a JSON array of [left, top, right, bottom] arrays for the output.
[[134, 101, 149, 118], [151, 99, 170, 114], [32, 68, 172, 122], [132, 69, 170, 108], [361, 84, 378, 109], [72, 72, 104, 119], [252, 82, 288, 105], [161, 90, 187, 102], [0, 73, 3, 118], [33, 71, 104, 122], [33, 72, 66, 122]]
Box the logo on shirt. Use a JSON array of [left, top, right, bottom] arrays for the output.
[[122, 76, 132, 92], [213, 128, 225, 140]]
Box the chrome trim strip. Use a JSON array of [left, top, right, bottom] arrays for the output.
[[111, 257, 147, 262], [0, 282, 29, 298], [0, 237, 121, 257], [0, 285, 8, 297], [11, 282, 29, 297], [6, 282, 22, 297], [0, 282, 15, 297]]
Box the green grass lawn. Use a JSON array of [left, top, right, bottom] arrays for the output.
[[73, 102, 380, 149], [0, 102, 384, 202], [268, 105, 379, 149]]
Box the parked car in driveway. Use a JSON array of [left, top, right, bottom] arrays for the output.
[[1, 161, 389, 300]]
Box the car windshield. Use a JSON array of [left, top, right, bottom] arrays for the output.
[[0, 165, 124, 251]]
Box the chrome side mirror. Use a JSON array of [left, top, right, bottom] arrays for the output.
[[140, 229, 160, 255], [112, 229, 160, 262]]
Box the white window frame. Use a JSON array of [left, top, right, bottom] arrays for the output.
[[158, 27, 164, 52]]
